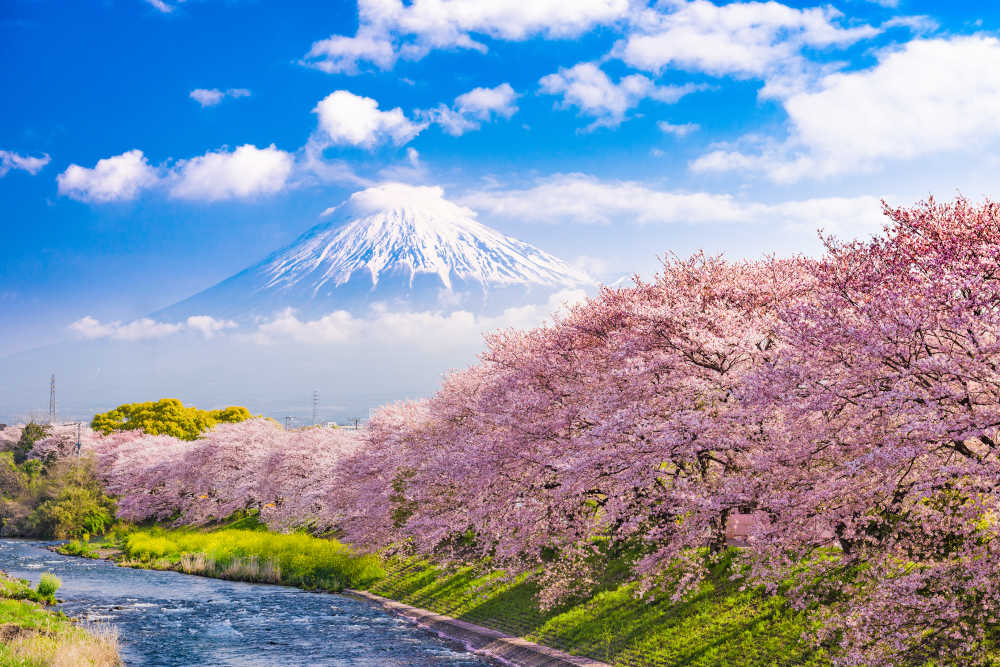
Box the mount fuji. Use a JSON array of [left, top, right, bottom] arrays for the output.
[[0, 184, 596, 422], [154, 183, 593, 321]]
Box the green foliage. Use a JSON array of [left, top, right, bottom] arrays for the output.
[[58, 539, 99, 558], [0, 458, 116, 539], [0, 452, 29, 499], [13, 422, 50, 465], [35, 574, 60, 600], [90, 398, 252, 440], [120, 527, 384, 591], [0, 575, 55, 606], [28, 477, 116, 539]]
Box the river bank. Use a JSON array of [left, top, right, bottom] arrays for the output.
[[0, 565, 120, 666], [2, 539, 490, 666], [57, 525, 828, 666]]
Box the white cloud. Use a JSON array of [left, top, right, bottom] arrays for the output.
[[189, 88, 251, 107], [460, 173, 885, 236], [455, 83, 519, 119], [186, 315, 237, 339], [423, 83, 519, 136], [312, 90, 425, 149], [303, 26, 398, 74], [170, 144, 294, 201], [251, 309, 362, 345], [302, 0, 630, 73], [693, 37, 1000, 182], [615, 0, 877, 82], [658, 121, 699, 137], [247, 289, 588, 346], [68, 316, 116, 340], [540, 62, 702, 129], [0, 150, 50, 177], [69, 314, 235, 341], [190, 88, 224, 107], [145, 0, 175, 13], [882, 16, 937, 33], [57, 149, 160, 202], [69, 316, 183, 341]]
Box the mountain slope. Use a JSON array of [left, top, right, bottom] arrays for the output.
[[155, 183, 592, 320]]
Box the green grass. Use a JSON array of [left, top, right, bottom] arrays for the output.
[[119, 526, 384, 591], [0, 572, 119, 666], [367, 552, 827, 667]]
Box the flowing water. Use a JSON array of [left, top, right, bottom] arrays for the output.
[[0, 539, 491, 666]]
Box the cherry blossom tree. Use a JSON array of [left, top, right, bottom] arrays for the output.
[[740, 198, 1000, 664]]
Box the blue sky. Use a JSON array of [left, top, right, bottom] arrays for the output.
[[3, 0, 1000, 359]]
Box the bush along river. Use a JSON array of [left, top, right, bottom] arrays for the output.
[[0, 539, 491, 666]]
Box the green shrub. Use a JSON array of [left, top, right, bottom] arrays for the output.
[[36, 573, 61, 600]]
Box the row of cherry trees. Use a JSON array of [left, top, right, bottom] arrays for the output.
[[24, 198, 1000, 664], [335, 198, 1000, 664]]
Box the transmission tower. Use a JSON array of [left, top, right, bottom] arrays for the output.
[[48, 374, 56, 423], [312, 390, 319, 426]]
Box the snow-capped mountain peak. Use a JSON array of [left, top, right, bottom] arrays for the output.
[[263, 183, 592, 293], [153, 183, 593, 321]]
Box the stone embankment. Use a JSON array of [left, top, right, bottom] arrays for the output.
[[345, 588, 610, 667]]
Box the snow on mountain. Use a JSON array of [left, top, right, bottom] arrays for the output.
[[154, 183, 593, 320]]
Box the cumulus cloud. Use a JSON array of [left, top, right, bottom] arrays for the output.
[[460, 173, 885, 237], [540, 62, 702, 129], [303, 26, 397, 74], [250, 309, 362, 345], [0, 150, 50, 177], [312, 90, 425, 149], [69, 316, 183, 341], [302, 0, 630, 73], [69, 314, 234, 341], [422, 83, 519, 136], [57, 149, 160, 203], [169, 144, 294, 201], [190, 88, 251, 107], [247, 289, 588, 346], [657, 121, 699, 137], [185, 315, 237, 339], [614, 0, 877, 84], [692, 36, 1000, 182]]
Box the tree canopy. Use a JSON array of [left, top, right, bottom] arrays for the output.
[[91, 398, 252, 440]]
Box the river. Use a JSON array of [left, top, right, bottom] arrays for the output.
[[0, 539, 492, 666]]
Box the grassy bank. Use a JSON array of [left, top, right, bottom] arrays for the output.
[[368, 552, 825, 667], [0, 571, 120, 667], [97, 521, 383, 591]]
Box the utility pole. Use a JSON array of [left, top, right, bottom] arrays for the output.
[[312, 390, 319, 426], [284, 416, 293, 431], [48, 374, 56, 424]]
